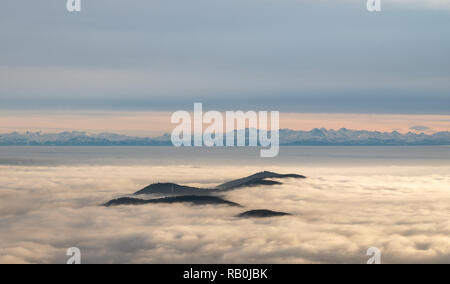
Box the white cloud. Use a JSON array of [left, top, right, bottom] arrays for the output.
[[0, 165, 449, 263]]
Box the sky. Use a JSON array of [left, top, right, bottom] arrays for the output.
[[0, 0, 449, 133]]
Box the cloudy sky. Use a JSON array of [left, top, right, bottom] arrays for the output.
[[0, 0, 449, 132]]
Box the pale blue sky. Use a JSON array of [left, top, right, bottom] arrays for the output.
[[0, 0, 449, 113]]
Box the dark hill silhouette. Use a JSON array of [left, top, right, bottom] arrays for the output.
[[216, 171, 305, 190], [237, 210, 292, 218], [132, 171, 306, 196], [104, 171, 305, 215], [134, 183, 213, 195], [104, 195, 241, 207], [236, 178, 282, 188]]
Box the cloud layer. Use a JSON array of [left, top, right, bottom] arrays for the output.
[[0, 164, 449, 264]]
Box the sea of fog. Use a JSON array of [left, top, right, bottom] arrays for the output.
[[0, 146, 449, 263]]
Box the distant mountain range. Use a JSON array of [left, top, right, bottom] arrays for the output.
[[0, 131, 172, 146], [1, 129, 449, 146]]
